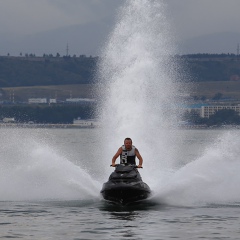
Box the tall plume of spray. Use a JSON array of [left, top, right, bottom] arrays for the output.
[[95, 0, 240, 206], [96, 0, 186, 184]]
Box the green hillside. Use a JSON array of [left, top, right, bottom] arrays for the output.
[[184, 55, 240, 82], [1, 84, 95, 102], [0, 55, 97, 87], [2, 81, 240, 103], [191, 81, 240, 99], [1, 54, 240, 101]]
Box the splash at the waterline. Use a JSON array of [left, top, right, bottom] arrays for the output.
[[0, 129, 100, 201], [154, 131, 240, 206]]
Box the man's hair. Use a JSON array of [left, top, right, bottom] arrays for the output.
[[124, 137, 132, 143]]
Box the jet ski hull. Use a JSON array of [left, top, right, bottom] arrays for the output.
[[101, 164, 151, 205], [101, 182, 151, 205]]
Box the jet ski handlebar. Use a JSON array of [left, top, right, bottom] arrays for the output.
[[110, 164, 142, 168]]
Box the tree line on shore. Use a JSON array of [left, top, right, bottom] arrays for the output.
[[1, 53, 240, 124], [1, 104, 239, 126], [0, 53, 240, 88], [0, 55, 98, 87], [0, 104, 94, 124]]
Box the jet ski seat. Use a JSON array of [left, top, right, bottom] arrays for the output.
[[109, 165, 141, 181]]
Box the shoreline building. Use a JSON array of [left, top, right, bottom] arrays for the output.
[[200, 105, 240, 118], [73, 118, 99, 127], [65, 98, 95, 104], [28, 98, 47, 104]]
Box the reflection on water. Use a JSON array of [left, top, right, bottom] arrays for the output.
[[99, 198, 166, 214], [110, 211, 139, 221]]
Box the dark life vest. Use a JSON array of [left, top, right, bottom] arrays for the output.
[[120, 145, 136, 165]]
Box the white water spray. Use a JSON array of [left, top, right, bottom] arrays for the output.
[[96, 0, 240, 207], [96, 0, 186, 179], [157, 130, 240, 206], [0, 129, 100, 201]]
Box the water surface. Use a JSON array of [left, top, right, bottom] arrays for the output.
[[1, 128, 240, 239]]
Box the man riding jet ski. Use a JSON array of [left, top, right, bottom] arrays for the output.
[[112, 138, 143, 168], [101, 138, 151, 205], [111, 137, 143, 169]]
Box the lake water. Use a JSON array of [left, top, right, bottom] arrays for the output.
[[1, 128, 240, 239]]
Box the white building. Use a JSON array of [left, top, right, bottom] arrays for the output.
[[201, 105, 240, 118], [66, 98, 95, 103], [49, 99, 57, 104], [73, 118, 98, 127], [28, 98, 47, 104], [2, 117, 15, 123]]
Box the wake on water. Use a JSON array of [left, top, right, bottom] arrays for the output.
[[156, 130, 240, 206], [2, 128, 240, 206], [1, 0, 240, 207], [0, 129, 100, 202]]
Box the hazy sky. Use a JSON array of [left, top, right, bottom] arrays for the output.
[[0, 0, 121, 36], [167, 0, 240, 40], [0, 0, 240, 55]]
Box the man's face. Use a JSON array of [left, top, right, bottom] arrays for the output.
[[124, 140, 132, 150]]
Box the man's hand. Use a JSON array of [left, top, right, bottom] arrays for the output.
[[111, 163, 116, 167], [137, 165, 143, 168]]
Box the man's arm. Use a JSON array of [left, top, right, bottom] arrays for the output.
[[111, 147, 122, 166], [135, 148, 143, 168]]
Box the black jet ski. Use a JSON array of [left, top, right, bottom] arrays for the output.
[[101, 164, 151, 205]]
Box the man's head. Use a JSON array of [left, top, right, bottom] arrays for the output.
[[124, 137, 132, 150]]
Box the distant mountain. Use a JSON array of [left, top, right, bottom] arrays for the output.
[[178, 31, 240, 54], [0, 20, 113, 57]]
